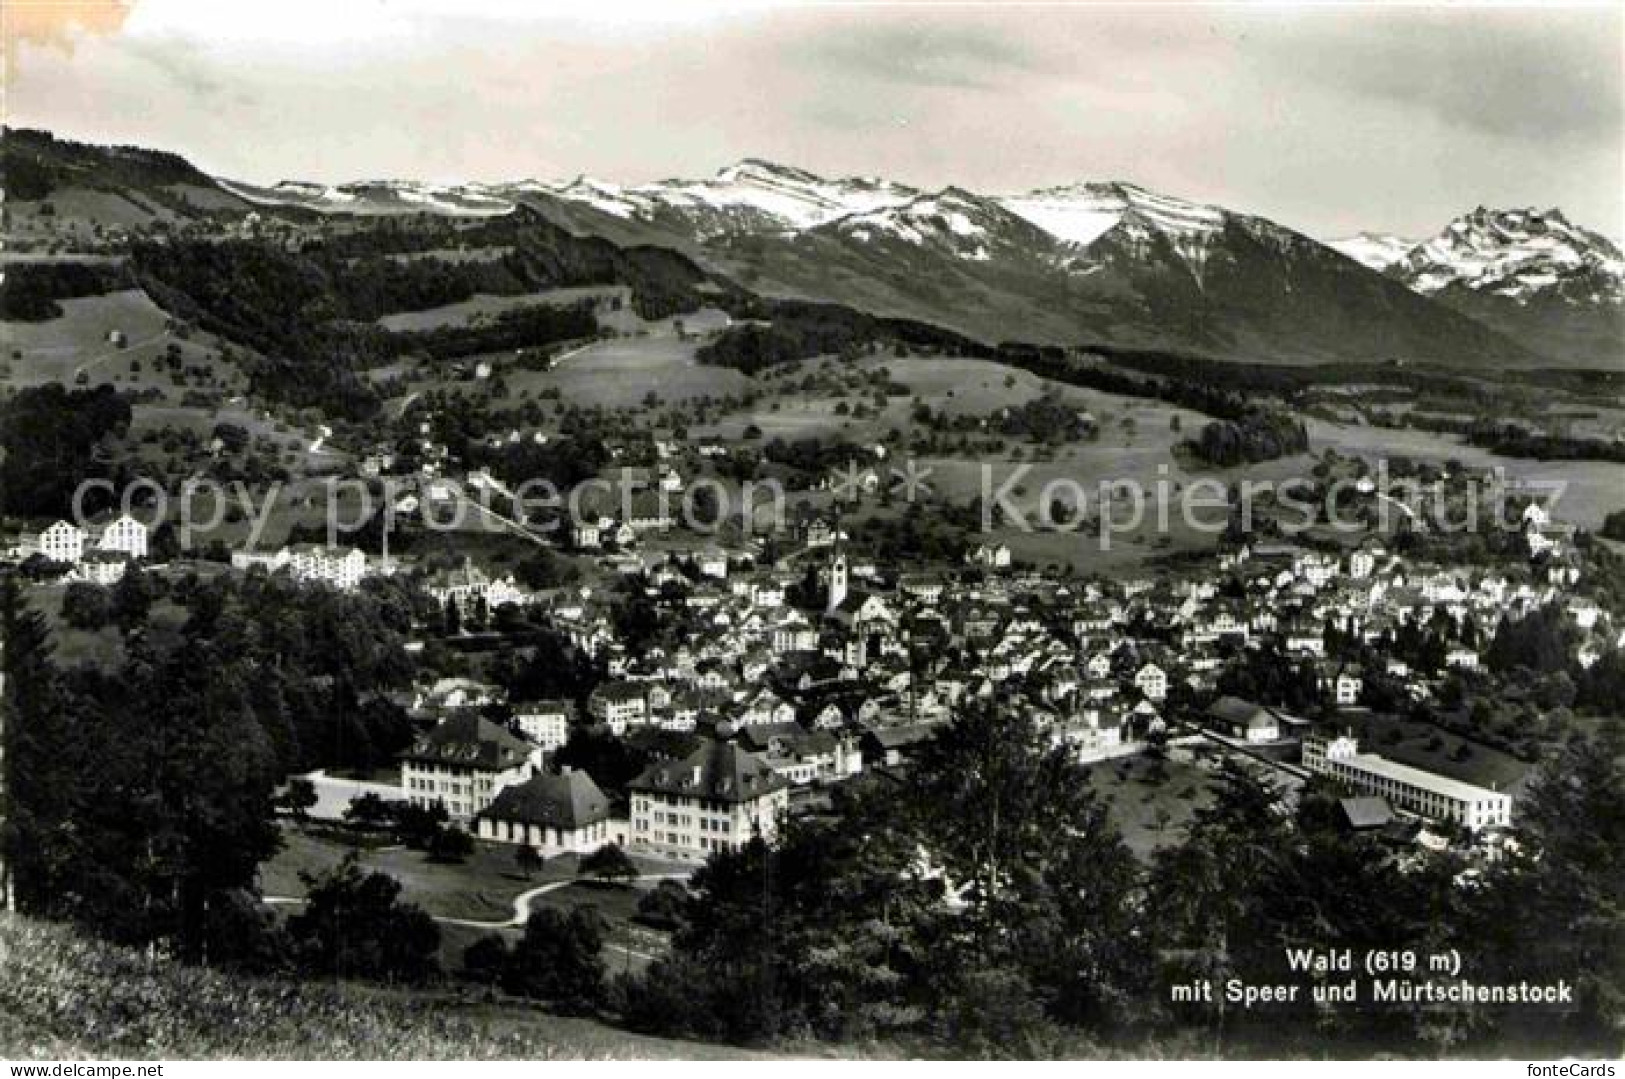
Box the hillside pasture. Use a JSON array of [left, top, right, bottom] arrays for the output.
[[1295, 418, 1625, 529], [376, 286, 622, 333], [514, 334, 753, 408]]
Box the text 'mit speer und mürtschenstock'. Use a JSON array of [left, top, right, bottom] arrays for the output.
[[1169, 948, 1577, 1010]]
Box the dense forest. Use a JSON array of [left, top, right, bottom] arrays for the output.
[[0, 571, 417, 960], [0, 384, 134, 519], [1187, 408, 1311, 466], [400, 301, 598, 362], [0, 261, 131, 321], [697, 302, 882, 373]]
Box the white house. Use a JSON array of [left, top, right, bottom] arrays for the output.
[[628, 740, 790, 861], [1133, 662, 1168, 703], [1335, 669, 1363, 706], [474, 769, 615, 855], [286, 544, 368, 591], [73, 550, 130, 585], [587, 680, 648, 733], [513, 699, 575, 752], [1206, 696, 1280, 743]]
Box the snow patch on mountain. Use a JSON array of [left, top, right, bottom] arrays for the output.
[[221, 177, 513, 216], [1326, 232, 1415, 272], [542, 159, 920, 235]]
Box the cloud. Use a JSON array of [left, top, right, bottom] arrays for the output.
[[1251, 10, 1624, 145], [806, 20, 1048, 91], [2, 0, 133, 88], [5, 3, 1619, 237]]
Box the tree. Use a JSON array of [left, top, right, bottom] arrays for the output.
[[501, 907, 607, 1012], [60, 582, 112, 630], [1474, 730, 1625, 1046], [903, 702, 1150, 1033], [109, 567, 155, 632], [635, 878, 688, 930], [579, 842, 638, 885], [463, 933, 510, 992], [515, 842, 543, 881], [287, 855, 440, 984], [276, 777, 318, 825], [344, 791, 397, 830], [428, 824, 475, 864]]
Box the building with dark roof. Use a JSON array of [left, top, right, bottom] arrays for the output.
[[628, 739, 790, 861], [400, 712, 539, 821], [1205, 696, 1281, 743], [474, 769, 615, 854]]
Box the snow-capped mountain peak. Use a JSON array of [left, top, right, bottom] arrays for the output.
[[999, 181, 1229, 248], [535, 159, 921, 236], [1389, 206, 1624, 304]]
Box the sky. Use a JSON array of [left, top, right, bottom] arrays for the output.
[[5, 0, 1622, 239]]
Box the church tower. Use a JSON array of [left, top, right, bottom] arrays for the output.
[[826, 547, 849, 613]]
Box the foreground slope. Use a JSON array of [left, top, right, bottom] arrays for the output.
[[0, 914, 771, 1060]]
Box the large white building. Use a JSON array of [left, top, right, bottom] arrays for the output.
[[400, 713, 540, 821], [426, 556, 527, 613], [39, 521, 86, 565], [232, 544, 369, 591], [286, 544, 368, 590], [628, 739, 789, 861], [1303, 734, 1511, 832], [95, 514, 148, 560]]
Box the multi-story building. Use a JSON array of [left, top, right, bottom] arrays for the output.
[[400, 713, 539, 821], [95, 514, 148, 560], [628, 740, 790, 861], [39, 521, 86, 565], [1303, 733, 1512, 832], [426, 556, 526, 613], [1134, 662, 1168, 702], [587, 680, 647, 733], [513, 698, 575, 752], [286, 544, 368, 591]]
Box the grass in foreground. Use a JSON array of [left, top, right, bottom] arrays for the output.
[[0, 914, 771, 1060]]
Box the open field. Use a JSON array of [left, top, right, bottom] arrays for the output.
[[376, 287, 618, 332], [261, 828, 687, 925], [514, 334, 752, 408], [1290, 418, 1625, 529], [1086, 751, 1218, 862], [3, 289, 175, 381]]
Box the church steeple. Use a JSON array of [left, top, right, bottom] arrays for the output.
[[826, 545, 849, 613]]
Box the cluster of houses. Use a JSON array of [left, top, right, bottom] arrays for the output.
[[379, 499, 1625, 858]]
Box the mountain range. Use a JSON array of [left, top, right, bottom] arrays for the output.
[[1329, 208, 1624, 365], [5, 128, 1620, 369]]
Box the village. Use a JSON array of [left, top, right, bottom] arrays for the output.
[[6, 436, 1613, 902]]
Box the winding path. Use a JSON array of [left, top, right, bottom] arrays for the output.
[[263, 871, 691, 962]]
